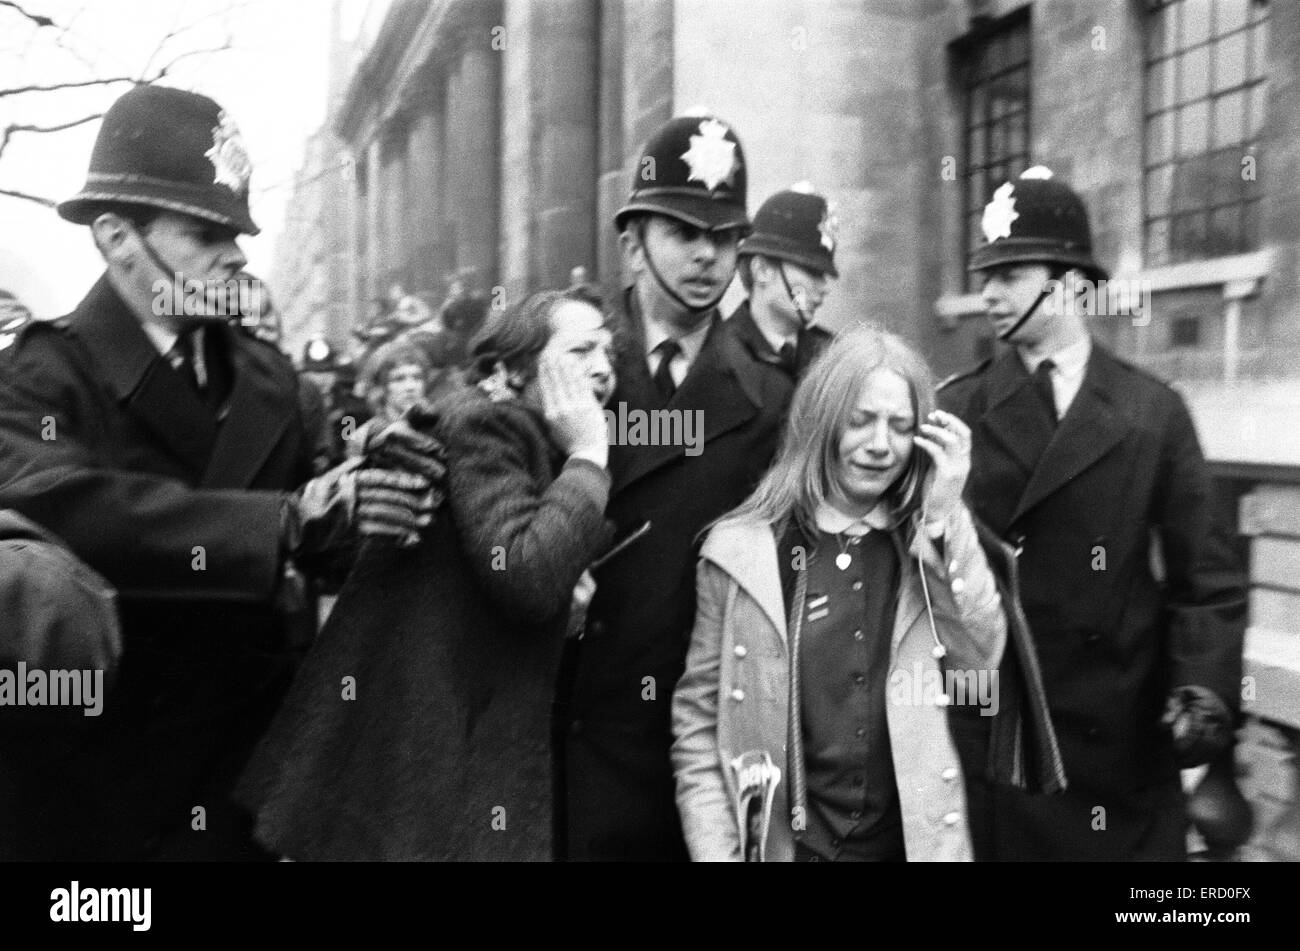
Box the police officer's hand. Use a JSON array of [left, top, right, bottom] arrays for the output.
[[538, 350, 608, 467], [355, 468, 439, 548], [1163, 685, 1234, 768], [362, 412, 447, 483], [914, 409, 972, 527]]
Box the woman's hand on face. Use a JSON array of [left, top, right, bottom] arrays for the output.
[[913, 408, 972, 526], [537, 350, 609, 466]]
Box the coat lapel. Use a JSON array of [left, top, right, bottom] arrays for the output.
[[200, 326, 294, 489], [1010, 344, 1130, 523], [70, 275, 216, 477], [609, 301, 759, 493], [975, 351, 1055, 479], [700, 520, 788, 647]]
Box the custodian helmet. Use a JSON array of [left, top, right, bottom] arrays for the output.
[[614, 115, 749, 233], [739, 183, 839, 278], [58, 84, 259, 235], [968, 166, 1106, 280]]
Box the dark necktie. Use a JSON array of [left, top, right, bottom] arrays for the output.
[[1033, 358, 1057, 427], [653, 339, 681, 405], [778, 341, 798, 376]]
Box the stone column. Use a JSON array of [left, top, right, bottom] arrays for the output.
[[364, 136, 382, 303], [446, 28, 502, 288], [532, 0, 599, 290], [498, 0, 598, 297], [378, 116, 411, 290], [406, 85, 447, 296], [596, 0, 626, 290]]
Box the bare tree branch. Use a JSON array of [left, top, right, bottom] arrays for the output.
[[0, 1, 55, 29], [0, 186, 57, 208], [0, 76, 138, 97], [0, 112, 102, 161], [137, 0, 251, 80], [153, 34, 235, 79]]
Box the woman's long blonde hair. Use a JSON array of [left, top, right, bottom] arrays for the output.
[[721, 323, 937, 538]]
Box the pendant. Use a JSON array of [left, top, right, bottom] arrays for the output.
[[835, 552, 852, 571]]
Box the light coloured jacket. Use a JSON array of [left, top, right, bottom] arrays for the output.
[[671, 503, 1007, 862]]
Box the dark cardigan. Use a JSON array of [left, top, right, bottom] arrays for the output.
[[235, 387, 613, 860]]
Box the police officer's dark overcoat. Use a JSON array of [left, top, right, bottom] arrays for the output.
[[0, 275, 313, 860], [939, 342, 1245, 860], [556, 290, 796, 861]]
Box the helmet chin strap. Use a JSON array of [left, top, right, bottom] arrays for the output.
[[638, 220, 729, 317], [996, 279, 1056, 343], [777, 262, 817, 330], [127, 222, 227, 326]]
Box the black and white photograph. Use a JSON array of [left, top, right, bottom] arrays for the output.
[[0, 0, 1293, 928]]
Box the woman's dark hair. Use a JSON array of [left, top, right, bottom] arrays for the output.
[[466, 287, 607, 385]]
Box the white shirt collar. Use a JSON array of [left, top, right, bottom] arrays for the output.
[[752, 311, 796, 358], [814, 500, 892, 536], [643, 313, 711, 368], [1022, 334, 1091, 380], [140, 321, 181, 357]]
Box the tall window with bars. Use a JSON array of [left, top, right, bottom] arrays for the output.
[[1144, 0, 1268, 267], [958, 9, 1032, 289]]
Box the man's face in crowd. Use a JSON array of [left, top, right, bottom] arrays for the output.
[[132, 211, 247, 317], [753, 256, 832, 332], [977, 262, 1058, 346], [384, 362, 426, 416], [625, 215, 740, 327]]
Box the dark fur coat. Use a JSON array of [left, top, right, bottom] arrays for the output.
[[236, 386, 612, 860]]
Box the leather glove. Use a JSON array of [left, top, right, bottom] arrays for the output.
[[1163, 685, 1234, 768], [362, 409, 447, 483], [281, 458, 360, 559], [355, 467, 440, 548]]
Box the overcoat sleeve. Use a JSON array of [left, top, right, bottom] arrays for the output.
[[438, 399, 612, 622], [671, 556, 743, 862], [914, 502, 1007, 674], [1155, 392, 1247, 710], [0, 332, 285, 602]]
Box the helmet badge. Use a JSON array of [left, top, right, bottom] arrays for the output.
[[818, 204, 839, 253], [205, 110, 252, 195], [681, 119, 738, 192], [982, 181, 1019, 243]]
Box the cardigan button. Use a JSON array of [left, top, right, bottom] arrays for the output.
[[942, 812, 960, 826], [731, 688, 745, 702], [941, 767, 959, 782], [734, 644, 748, 658], [948, 559, 959, 574], [951, 577, 966, 595]]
